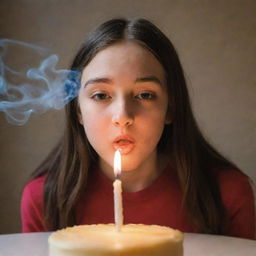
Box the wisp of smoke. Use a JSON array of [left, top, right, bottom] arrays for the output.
[[0, 39, 80, 125]]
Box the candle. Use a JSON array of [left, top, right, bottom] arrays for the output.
[[113, 149, 123, 231]]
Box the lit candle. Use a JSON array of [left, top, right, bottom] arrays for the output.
[[113, 149, 123, 232]]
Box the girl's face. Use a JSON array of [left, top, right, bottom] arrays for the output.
[[78, 41, 170, 176]]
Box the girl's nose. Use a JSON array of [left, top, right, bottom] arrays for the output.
[[111, 98, 134, 127]]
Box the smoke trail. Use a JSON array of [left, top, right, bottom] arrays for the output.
[[0, 39, 80, 125]]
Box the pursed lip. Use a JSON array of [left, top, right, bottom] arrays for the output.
[[113, 135, 135, 154]]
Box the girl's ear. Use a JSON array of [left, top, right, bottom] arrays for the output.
[[165, 116, 172, 125], [78, 112, 83, 125], [165, 107, 173, 124], [77, 105, 83, 125]]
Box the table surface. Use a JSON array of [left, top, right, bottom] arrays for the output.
[[0, 232, 255, 256]]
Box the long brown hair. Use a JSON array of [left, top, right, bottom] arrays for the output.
[[32, 18, 237, 233]]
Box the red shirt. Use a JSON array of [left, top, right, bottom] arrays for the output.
[[21, 167, 255, 239]]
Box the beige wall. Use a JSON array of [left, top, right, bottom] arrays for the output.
[[0, 0, 255, 233]]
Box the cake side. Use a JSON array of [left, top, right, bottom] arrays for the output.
[[49, 224, 183, 256]]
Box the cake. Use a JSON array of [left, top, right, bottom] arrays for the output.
[[48, 223, 183, 256]]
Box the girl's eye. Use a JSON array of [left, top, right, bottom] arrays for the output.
[[136, 92, 156, 100], [91, 92, 111, 101]]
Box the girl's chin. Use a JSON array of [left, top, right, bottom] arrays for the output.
[[119, 168, 137, 173], [99, 156, 141, 173], [118, 161, 142, 173]]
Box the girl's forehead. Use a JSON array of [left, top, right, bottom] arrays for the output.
[[81, 41, 166, 82]]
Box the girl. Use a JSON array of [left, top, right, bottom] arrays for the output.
[[21, 18, 255, 239]]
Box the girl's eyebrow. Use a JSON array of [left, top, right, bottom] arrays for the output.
[[83, 75, 162, 87], [83, 77, 113, 87], [135, 76, 162, 86]]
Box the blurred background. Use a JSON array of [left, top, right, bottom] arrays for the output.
[[0, 0, 255, 234]]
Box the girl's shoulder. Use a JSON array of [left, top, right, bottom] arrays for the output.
[[22, 174, 46, 198], [25, 174, 46, 188], [212, 167, 251, 186], [21, 175, 46, 232], [212, 167, 255, 239], [212, 167, 254, 204]]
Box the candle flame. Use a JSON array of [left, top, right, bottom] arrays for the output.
[[114, 150, 121, 178]]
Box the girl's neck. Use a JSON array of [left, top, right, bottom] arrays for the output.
[[99, 153, 169, 193]]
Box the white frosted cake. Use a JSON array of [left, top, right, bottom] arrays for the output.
[[48, 224, 183, 256]]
